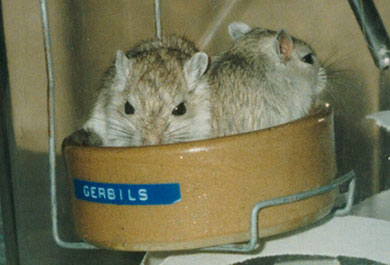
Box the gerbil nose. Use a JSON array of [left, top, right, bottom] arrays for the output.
[[142, 134, 162, 146]]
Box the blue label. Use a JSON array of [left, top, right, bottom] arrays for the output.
[[74, 179, 181, 205]]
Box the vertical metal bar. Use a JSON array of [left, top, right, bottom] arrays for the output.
[[348, 0, 390, 70], [154, 0, 162, 39], [39, 0, 96, 249]]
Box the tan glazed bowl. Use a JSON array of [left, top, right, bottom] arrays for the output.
[[63, 105, 337, 251]]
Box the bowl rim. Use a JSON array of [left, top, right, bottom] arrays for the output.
[[63, 103, 332, 152]]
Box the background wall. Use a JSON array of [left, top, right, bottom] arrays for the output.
[[1, 1, 389, 264]]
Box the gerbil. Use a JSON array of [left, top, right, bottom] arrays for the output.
[[65, 36, 211, 147], [209, 22, 327, 137]]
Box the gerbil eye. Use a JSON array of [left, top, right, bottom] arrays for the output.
[[172, 102, 186, 116], [302, 53, 314, 64], [124, 101, 135, 115]]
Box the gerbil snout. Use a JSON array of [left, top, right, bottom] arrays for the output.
[[142, 134, 162, 146]]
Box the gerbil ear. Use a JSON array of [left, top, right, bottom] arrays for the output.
[[276, 29, 293, 61], [184, 52, 209, 91], [228, 22, 252, 40], [114, 50, 131, 90]]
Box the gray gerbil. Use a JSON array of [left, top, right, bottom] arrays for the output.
[[209, 22, 327, 137], [66, 36, 211, 147]]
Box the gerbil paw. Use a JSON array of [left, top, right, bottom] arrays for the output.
[[62, 129, 103, 148]]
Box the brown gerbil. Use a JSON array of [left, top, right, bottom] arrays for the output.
[[67, 36, 211, 147], [209, 22, 327, 137]]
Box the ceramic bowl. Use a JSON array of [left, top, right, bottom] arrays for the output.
[[63, 104, 337, 251]]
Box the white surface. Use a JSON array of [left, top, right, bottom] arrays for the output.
[[366, 111, 390, 132], [154, 216, 390, 265], [352, 189, 390, 221], [141, 189, 390, 265]]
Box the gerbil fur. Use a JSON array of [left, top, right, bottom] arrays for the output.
[[70, 36, 211, 147], [209, 22, 327, 137]]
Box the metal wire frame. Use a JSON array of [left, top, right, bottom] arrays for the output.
[[202, 171, 356, 253], [40, 0, 96, 249], [40, 0, 163, 249], [154, 0, 162, 39]]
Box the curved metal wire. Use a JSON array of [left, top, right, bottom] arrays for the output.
[[41, 0, 165, 250], [203, 171, 356, 253], [40, 0, 96, 249], [154, 0, 162, 39]]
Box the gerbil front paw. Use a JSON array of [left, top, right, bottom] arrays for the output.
[[62, 129, 103, 148]]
